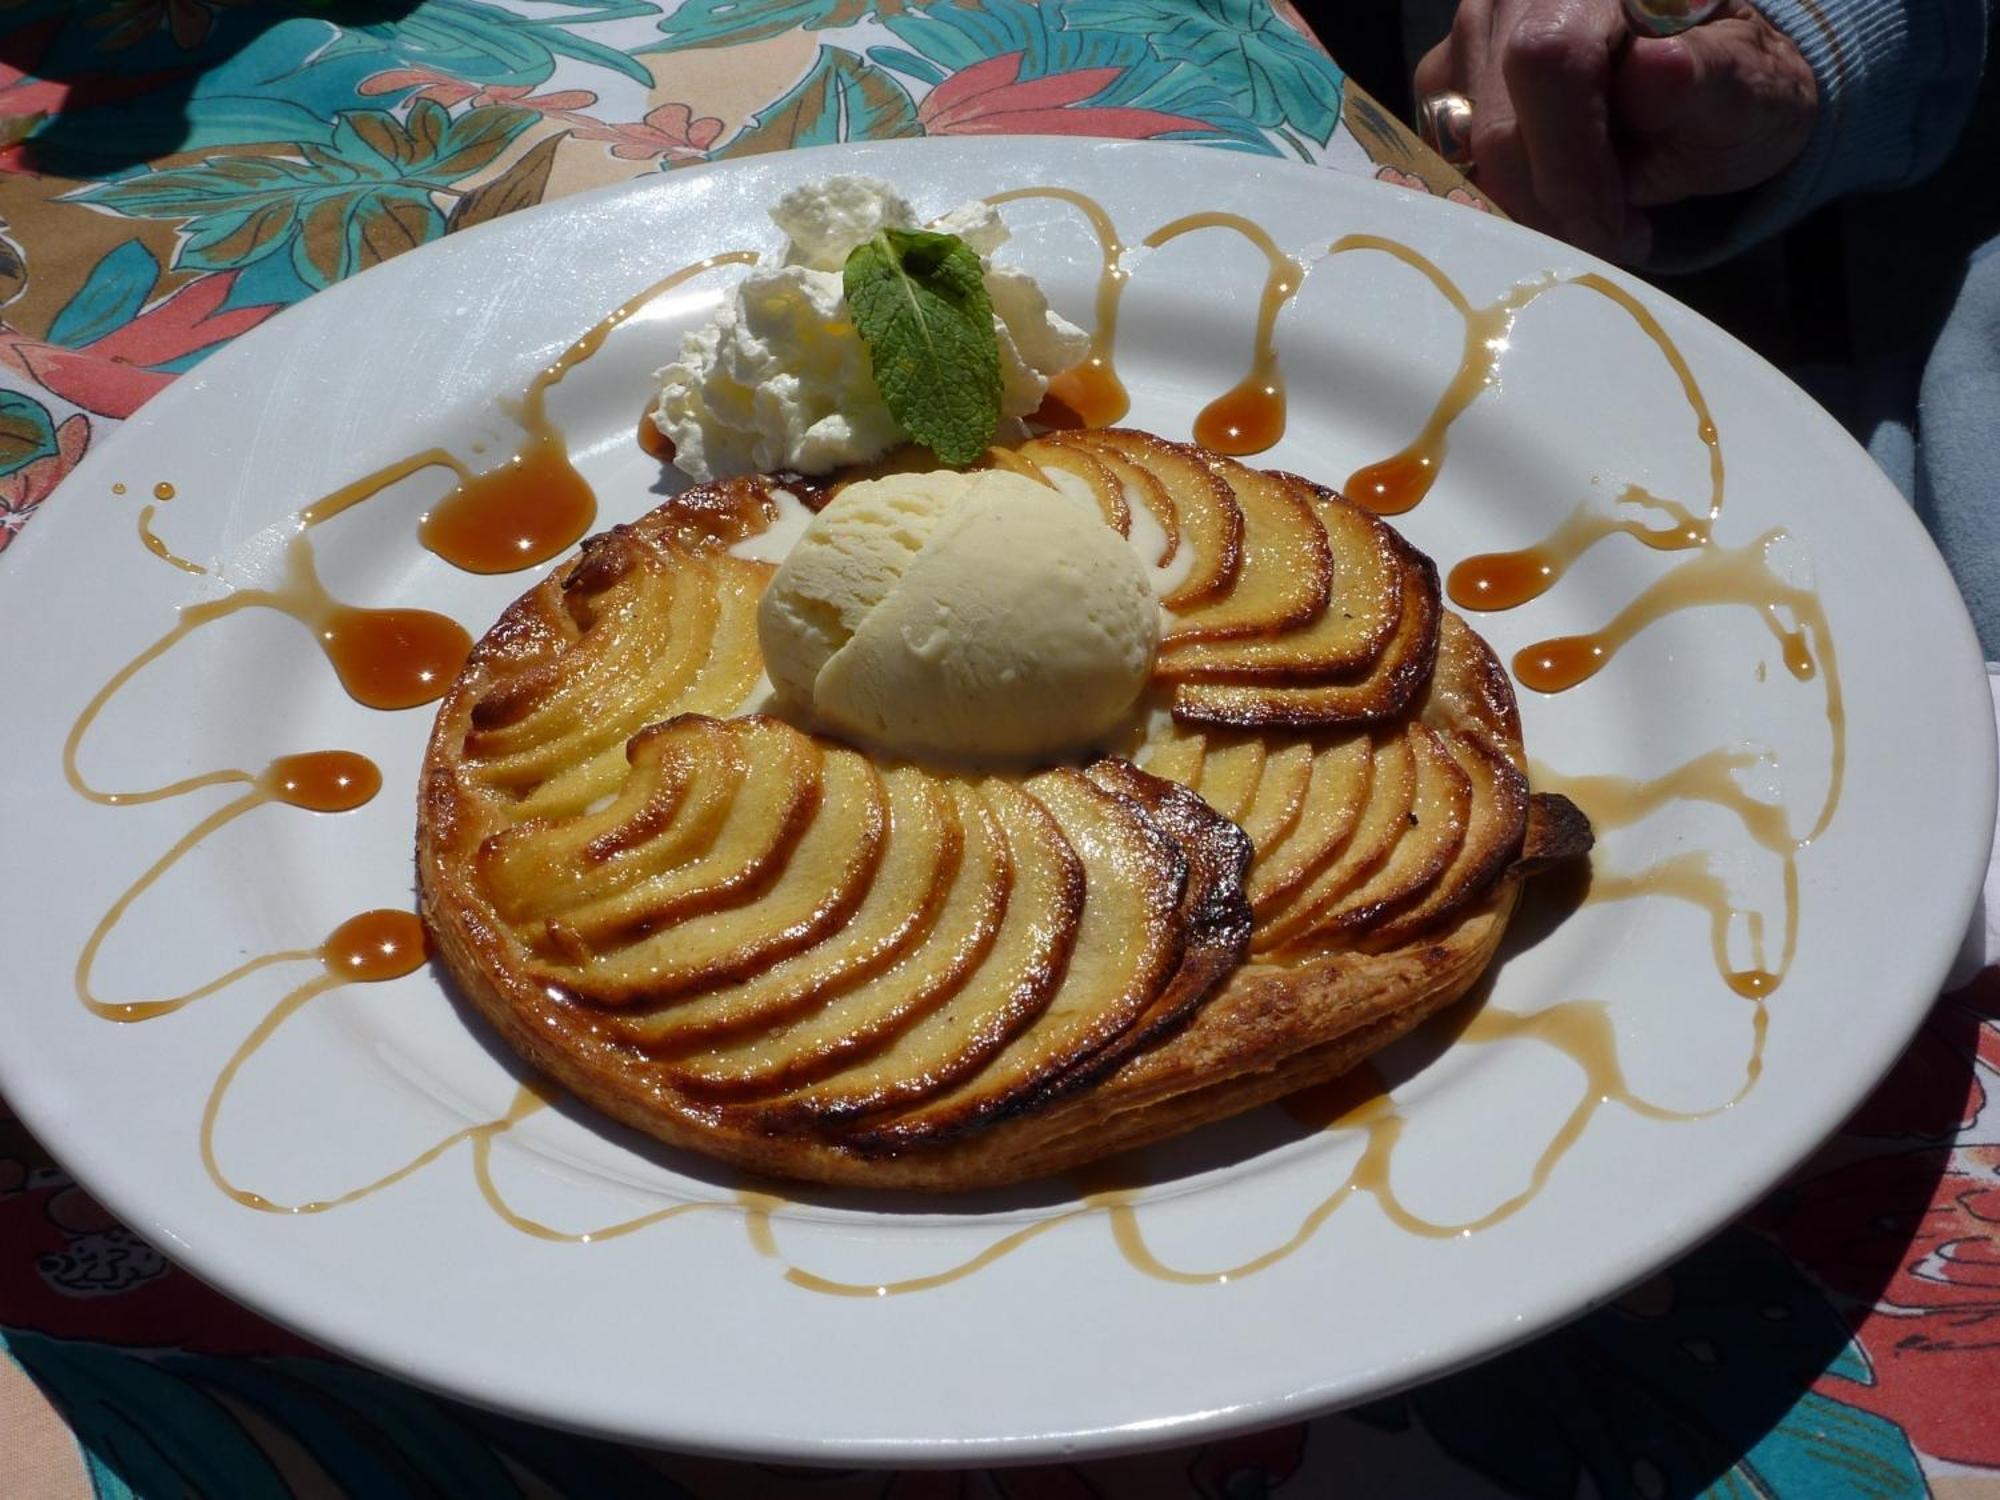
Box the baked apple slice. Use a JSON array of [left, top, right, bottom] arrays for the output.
[[837, 766, 1190, 1149], [464, 537, 715, 782], [1138, 728, 1206, 788], [1160, 455, 1332, 645], [510, 716, 822, 947], [747, 777, 1084, 1129], [604, 766, 962, 1052], [1029, 433, 1180, 566], [1157, 482, 1403, 681], [661, 780, 1008, 1094], [475, 714, 743, 921], [1268, 723, 1471, 952], [1254, 729, 1417, 950], [1060, 429, 1240, 609], [1014, 437, 1130, 535], [1193, 736, 1266, 822], [1234, 740, 1315, 854], [1369, 732, 1530, 947], [1172, 546, 1440, 729], [1245, 733, 1373, 917]]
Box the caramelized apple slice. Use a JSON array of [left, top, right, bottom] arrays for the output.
[[1269, 724, 1471, 953], [1245, 734, 1372, 917], [1161, 455, 1331, 645], [751, 777, 1083, 1128], [532, 731, 890, 1002], [1138, 727, 1205, 789], [1173, 547, 1439, 729], [1369, 732, 1529, 947], [1253, 730, 1416, 950], [476, 715, 743, 920], [603, 767, 960, 1052], [1016, 438, 1129, 535], [1061, 429, 1240, 609], [1063, 760, 1252, 1068], [841, 766, 1187, 1149], [512, 716, 820, 950], [514, 547, 770, 820], [465, 538, 714, 782], [1236, 740, 1315, 854], [1194, 736, 1265, 822], [1419, 610, 1525, 765], [665, 782, 1008, 1095], [1158, 484, 1402, 680], [1037, 433, 1180, 566]]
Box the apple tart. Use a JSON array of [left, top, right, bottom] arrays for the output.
[[418, 434, 1589, 1190]]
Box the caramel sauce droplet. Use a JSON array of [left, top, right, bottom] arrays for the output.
[[260, 750, 382, 812], [638, 396, 675, 462], [1514, 634, 1608, 693], [112, 482, 127, 495], [153, 482, 175, 501], [418, 433, 596, 575], [1448, 546, 1553, 610], [1040, 358, 1128, 429], [320, 909, 428, 982], [1346, 452, 1434, 516], [318, 603, 471, 711], [1194, 380, 1285, 455]]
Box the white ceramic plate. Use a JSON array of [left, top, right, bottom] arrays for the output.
[[1, 138, 1990, 1465]]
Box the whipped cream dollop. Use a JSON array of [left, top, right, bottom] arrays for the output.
[[653, 177, 1089, 482]]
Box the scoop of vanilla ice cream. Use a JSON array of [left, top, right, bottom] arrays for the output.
[[759, 470, 1159, 762], [654, 178, 1089, 482]]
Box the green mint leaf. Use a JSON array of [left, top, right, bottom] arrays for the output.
[[843, 227, 1002, 467]]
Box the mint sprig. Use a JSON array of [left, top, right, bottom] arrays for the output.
[[843, 227, 1002, 467]]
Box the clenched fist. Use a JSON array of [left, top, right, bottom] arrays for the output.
[[1415, 0, 1818, 261]]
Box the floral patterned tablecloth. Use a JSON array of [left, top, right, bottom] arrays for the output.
[[4, 3, 1998, 1496]]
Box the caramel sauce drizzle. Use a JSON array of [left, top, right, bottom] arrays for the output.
[[67, 536, 471, 729], [302, 252, 756, 573], [1331, 235, 1553, 514], [138, 502, 206, 575], [1531, 747, 1803, 1003], [778, 996, 1758, 1295], [988, 187, 1131, 428], [1449, 487, 1704, 610], [74, 751, 380, 1022], [1142, 213, 1302, 456]]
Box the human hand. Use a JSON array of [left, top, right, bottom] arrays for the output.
[[1414, 0, 1818, 261]]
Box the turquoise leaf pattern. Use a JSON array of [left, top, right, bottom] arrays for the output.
[[3, 1329, 701, 1498], [649, 0, 888, 52], [716, 46, 920, 158], [316, 0, 661, 87], [874, 0, 1280, 154], [47, 242, 162, 349], [1052, 0, 1343, 145], [1378, 1230, 1927, 1499], [66, 101, 535, 292]]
